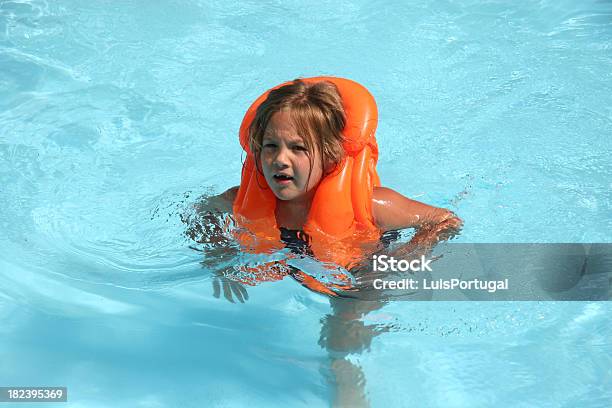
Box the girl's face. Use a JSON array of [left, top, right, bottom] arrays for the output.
[[260, 110, 324, 203]]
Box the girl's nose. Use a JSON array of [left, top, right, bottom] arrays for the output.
[[273, 147, 290, 168]]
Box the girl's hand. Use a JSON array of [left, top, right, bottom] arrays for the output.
[[408, 213, 463, 248], [212, 272, 249, 303]]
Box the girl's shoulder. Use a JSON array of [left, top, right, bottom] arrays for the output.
[[223, 186, 239, 201], [196, 186, 238, 215], [219, 186, 239, 212]]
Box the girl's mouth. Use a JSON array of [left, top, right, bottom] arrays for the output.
[[273, 174, 293, 185]]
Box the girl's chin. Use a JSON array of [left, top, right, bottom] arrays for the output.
[[271, 186, 307, 202], [272, 187, 317, 203], [272, 190, 297, 201]]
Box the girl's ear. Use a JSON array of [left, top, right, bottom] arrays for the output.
[[323, 160, 333, 174], [323, 159, 338, 176]]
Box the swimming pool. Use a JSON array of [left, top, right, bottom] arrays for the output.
[[1, 0, 611, 406]]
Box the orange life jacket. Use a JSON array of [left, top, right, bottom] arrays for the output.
[[233, 76, 381, 271]]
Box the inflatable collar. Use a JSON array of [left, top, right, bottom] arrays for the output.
[[233, 77, 381, 266]]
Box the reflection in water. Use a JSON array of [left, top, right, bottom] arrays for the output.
[[319, 256, 429, 407], [320, 297, 388, 407]]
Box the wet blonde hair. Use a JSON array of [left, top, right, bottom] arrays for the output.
[[249, 79, 346, 178]]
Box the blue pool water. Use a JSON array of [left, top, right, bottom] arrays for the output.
[[1, 0, 611, 406]]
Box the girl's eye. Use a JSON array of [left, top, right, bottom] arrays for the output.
[[293, 145, 307, 152], [263, 143, 277, 148]]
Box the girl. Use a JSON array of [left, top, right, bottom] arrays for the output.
[[187, 77, 462, 301]]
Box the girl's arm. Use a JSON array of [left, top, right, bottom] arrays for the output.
[[184, 186, 246, 303], [372, 186, 463, 248]]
